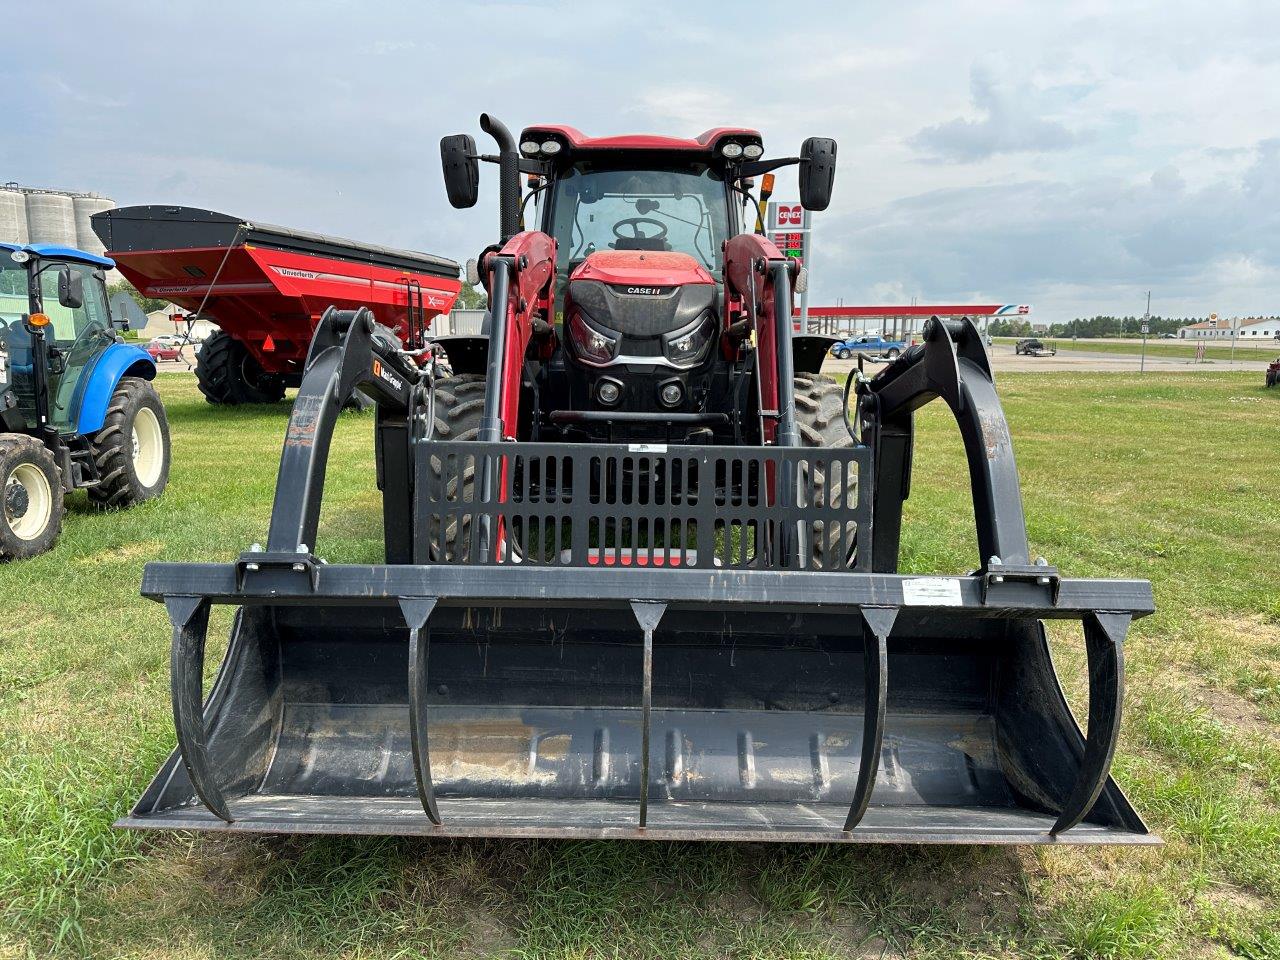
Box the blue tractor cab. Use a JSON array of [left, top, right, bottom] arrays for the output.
[[0, 242, 170, 559]]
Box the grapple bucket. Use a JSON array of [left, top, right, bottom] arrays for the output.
[[124, 309, 1155, 843]]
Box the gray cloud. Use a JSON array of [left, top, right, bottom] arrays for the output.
[[909, 68, 1085, 163], [816, 140, 1280, 321], [3, 1, 1279, 321]]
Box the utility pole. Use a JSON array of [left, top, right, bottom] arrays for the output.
[[799, 208, 812, 333], [1140, 291, 1150, 374]]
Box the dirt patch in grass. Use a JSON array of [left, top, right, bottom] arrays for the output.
[[1182, 680, 1280, 744]]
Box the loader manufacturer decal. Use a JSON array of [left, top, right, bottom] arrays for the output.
[[372, 359, 404, 392]]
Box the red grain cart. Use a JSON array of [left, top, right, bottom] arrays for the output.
[[92, 206, 460, 404]]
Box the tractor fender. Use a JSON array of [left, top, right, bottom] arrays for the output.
[[792, 334, 838, 373], [433, 335, 490, 375], [74, 342, 157, 435]]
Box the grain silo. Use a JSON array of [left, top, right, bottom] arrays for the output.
[[0, 185, 29, 244], [24, 191, 78, 248], [73, 195, 115, 256]]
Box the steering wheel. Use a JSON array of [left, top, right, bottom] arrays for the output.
[[61, 319, 108, 363], [612, 217, 668, 243]]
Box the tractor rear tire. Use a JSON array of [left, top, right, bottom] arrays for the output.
[[0, 434, 64, 560], [425, 373, 486, 561], [196, 330, 286, 405], [89, 378, 171, 509], [794, 372, 858, 569]]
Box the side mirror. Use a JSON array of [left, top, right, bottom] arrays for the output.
[[799, 137, 837, 212], [441, 134, 479, 209], [57, 266, 84, 309]]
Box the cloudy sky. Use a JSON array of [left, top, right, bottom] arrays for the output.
[[6, 0, 1278, 323]]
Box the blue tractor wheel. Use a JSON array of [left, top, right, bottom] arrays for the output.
[[0, 435, 64, 560], [88, 378, 171, 508]]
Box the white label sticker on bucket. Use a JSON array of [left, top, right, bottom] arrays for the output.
[[628, 443, 668, 453], [902, 577, 964, 606]]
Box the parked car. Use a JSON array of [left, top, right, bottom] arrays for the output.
[[830, 334, 906, 360], [145, 339, 183, 361], [1015, 338, 1057, 357], [150, 333, 186, 348]]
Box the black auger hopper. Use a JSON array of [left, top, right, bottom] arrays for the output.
[[126, 305, 1156, 844]]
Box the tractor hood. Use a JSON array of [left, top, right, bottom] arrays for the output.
[[569, 250, 715, 289], [566, 251, 717, 350]]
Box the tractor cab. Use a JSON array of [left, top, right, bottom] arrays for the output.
[[1, 245, 126, 433], [439, 121, 835, 444], [0, 243, 170, 559]]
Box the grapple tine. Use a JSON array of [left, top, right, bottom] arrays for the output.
[[844, 606, 896, 832], [630, 601, 667, 828], [401, 597, 442, 825], [165, 595, 232, 823], [1051, 611, 1129, 836]]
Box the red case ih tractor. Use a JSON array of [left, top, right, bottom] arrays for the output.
[[125, 115, 1153, 845]]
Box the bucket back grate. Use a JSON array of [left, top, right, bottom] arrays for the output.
[[417, 440, 870, 570]]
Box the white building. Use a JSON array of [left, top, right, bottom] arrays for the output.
[[1178, 317, 1280, 339], [142, 307, 217, 341], [1238, 318, 1280, 340]]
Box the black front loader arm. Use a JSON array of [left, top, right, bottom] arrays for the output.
[[264, 307, 423, 557], [860, 317, 1032, 576]]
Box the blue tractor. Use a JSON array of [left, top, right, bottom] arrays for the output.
[[0, 242, 170, 559]]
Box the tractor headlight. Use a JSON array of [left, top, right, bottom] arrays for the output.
[[567, 310, 620, 366], [662, 312, 717, 368], [720, 142, 744, 159]]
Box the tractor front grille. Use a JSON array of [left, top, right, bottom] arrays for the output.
[[416, 441, 870, 571]]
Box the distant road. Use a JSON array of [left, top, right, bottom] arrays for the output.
[[825, 342, 1273, 375]]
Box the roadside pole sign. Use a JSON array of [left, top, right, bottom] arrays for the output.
[[767, 201, 814, 331], [767, 202, 807, 232]]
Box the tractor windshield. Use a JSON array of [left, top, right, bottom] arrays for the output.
[[0, 255, 28, 325], [548, 163, 730, 284]]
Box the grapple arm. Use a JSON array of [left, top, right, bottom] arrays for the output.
[[264, 307, 422, 556], [860, 316, 1031, 575]]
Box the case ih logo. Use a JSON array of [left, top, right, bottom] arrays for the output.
[[618, 285, 670, 296]]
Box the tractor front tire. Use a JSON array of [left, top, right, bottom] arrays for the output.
[[794, 373, 857, 569], [89, 378, 171, 509], [196, 330, 286, 405], [425, 373, 486, 561], [0, 435, 64, 560]]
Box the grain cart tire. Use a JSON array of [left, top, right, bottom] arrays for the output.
[[89, 378, 171, 508], [425, 373, 486, 560], [0, 435, 64, 560], [196, 330, 286, 405], [794, 372, 857, 568]]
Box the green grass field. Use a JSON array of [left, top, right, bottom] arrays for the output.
[[2, 372, 1279, 959], [992, 336, 1280, 363]]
